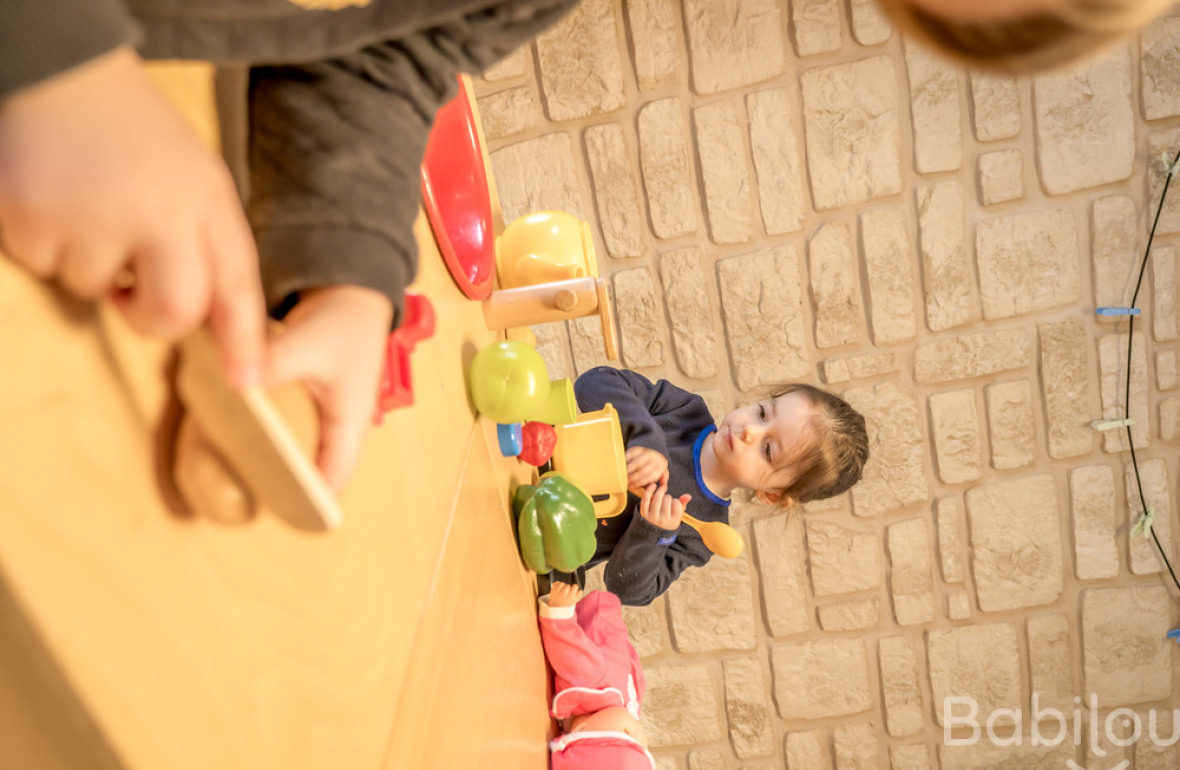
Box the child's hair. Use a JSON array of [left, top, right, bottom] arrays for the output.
[[768, 383, 868, 507], [876, 0, 1174, 74]]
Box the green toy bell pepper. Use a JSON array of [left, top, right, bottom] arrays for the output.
[[513, 472, 597, 574]]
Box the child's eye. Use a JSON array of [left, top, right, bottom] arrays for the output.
[[764, 442, 772, 462], [758, 404, 766, 421]]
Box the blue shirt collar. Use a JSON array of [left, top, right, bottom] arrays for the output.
[[693, 426, 730, 508]]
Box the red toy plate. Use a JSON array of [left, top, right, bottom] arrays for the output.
[[421, 77, 496, 300]]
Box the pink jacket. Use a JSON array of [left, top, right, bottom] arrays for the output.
[[537, 590, 644, 720]]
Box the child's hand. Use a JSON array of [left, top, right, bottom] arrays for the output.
[[639, 483, 691, 532], [625, 445, 668, 488], [0, 47, 266, 387], [265, 284, 393, 493], [548, 581, 582, 608]]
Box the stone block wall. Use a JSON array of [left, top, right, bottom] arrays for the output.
[[473, 2, 1180, 766]]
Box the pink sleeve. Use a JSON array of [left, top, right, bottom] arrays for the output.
[[538, 615, 609, 688]]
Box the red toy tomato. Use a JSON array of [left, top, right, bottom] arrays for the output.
[[519, 422, 558, 466]]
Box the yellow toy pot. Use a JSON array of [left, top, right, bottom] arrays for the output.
[[495, 211, 599, 289], [550, 403, 627, 518]]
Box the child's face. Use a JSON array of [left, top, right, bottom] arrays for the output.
[[565, 706, 648, 747], [712, 392, 816, 500]]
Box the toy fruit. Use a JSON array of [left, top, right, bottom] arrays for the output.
[[513, 473, 597, 574], [518, 421, 557, 466], [468, 340, 551, 424]]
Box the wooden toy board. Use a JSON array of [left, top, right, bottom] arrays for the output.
[[0, 65, 548, 770]]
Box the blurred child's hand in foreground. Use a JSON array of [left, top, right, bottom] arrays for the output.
[[639, 483, 690, 532], [624, 445, 668, 488], [548, 581, 582, 608], [265, 285, 393, 493], [0, 46, 265, 387]]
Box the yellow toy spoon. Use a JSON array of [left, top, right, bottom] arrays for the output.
[[680, 513, 744, 559]]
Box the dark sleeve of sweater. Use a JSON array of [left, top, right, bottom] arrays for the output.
[[573, 366, 701, 461], [602, 512, 711, 606], [0, 0, 139, 98], [246, 0, 577, 326]]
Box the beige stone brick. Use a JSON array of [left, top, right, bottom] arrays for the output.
[[637, 97, 698, 238], [1125, 457, 1173, 576], [833, 723, 878, 770], [916, 181, 978, 332], [490, 132, 587, 224], [859, 208, 917, 345], [653, 755, 679, 770], [1153, 244, 1177, 342], [984, 380, 1036, 470], [688, 749, 724, 770], [480, 46, 529, 81], [969, 72, 1020, 141], [914, 329, 1031, 383], [1158, 349, 1178, 390], [791, 0, 841, 57], [683, 0, 785, 95], [568, 314, 611, 374], [1027, 613, 1074, 714], [887, 518, 935, 625], [724, 658, 774, 759], [477, 86, 540, 140], [879, 635, 924, 737], [939, 743, 1075, 769], [752, 513, 814, 637], [532, 321, 572, 381], [623, 599, 667, 658], [977, 149, 1023, 205], [808, 221, 863, 349], [903, 42, 961, 173], [936, 497, 965, 584], [747, 88, 806, 235], [1163, 395, 1180, 440], [1034, 47, 1134, 194], [1082, 586, 1172, 705], [889, 745, 932, 770], [806, 518, 882, 596], [772, 638, 872, 719], [976, 209, 1081, 320], [928, 389, 982, 484], [625, 0, 681, 92], [1149, 130, 1180, 234], [965, 474, 1064, 612], [694, 100, 755, 244], [614, 268, 666, 368], [800, 57, 903, 211], [585, 123, 646, 259], [818, 598, 880, 631], [843, 381, 929, 517], [667, 550, 756, 652], [822, 352, 898, 385], [718, 246, 810, 390], [1092, 195, 1139, 321], [849, 0, 892, 46], [927, 623, 1021, 726], [946, 590, 970, 620], [1097, 332, 1150, 452], [1141, 17, 1180, 120], [1039, 319, 1094, 459], [1069, 465, 1120, 580], [786, 729, 832, 769], [644, 664, 725, 746], [535, 0, 625, 120], [659, 248, 720, 378]]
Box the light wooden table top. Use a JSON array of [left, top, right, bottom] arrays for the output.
[[0, 64, 548, 770]]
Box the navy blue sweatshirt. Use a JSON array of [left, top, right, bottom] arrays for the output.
[[574, 367, 730, 607]]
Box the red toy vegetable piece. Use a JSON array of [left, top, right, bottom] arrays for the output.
[[518, 421, 557, 466]]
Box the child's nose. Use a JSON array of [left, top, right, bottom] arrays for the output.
[[739, 424, 762, 443]]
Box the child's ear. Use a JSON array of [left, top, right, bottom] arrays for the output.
[[755, 489, 785, 506]]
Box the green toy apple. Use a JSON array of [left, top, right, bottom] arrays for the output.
[[468, 341, 551, 424]]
